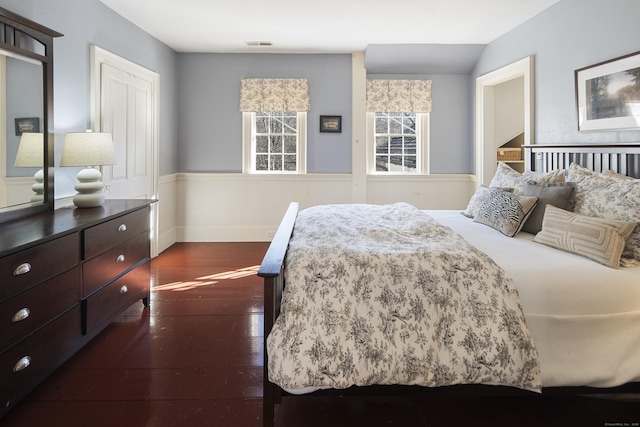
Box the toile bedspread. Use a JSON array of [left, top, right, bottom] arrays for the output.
[[266, 203, 541, 392]]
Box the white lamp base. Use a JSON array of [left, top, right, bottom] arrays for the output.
[[73, 168, 106, 208], [31, 169, 44, 202]]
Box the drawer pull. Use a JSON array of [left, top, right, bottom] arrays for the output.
[[13, 263, 32, 276], [116, 255, 125, 263], [120, 285, 128, 294], [117, 224, 127, 232], [12, 308, 31, 323], [13, 356, 31, 372]]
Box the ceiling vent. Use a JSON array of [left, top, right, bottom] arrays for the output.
[[246, 41, 273, 47]]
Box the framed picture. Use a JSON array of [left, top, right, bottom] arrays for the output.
[[319, 115, 342, 133], [575, 50, 640, 131], [15, 117, 40, 136]]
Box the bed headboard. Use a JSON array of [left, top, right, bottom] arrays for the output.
[[524, 144, 640, 178]]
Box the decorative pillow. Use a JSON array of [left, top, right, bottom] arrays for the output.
[[567, 162, 640, 264], [461, 186, 513, 218], [602, 169, 636, 181], [533, 205, 637, 268], [521, 181, 576, 234], [489, 162, 565, 195], [473, 190, 538, 237]]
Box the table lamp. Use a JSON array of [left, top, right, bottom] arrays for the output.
[[60, 132, 116, 208], [14, 132, 44, 202]]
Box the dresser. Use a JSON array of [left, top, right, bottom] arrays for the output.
[[0, 199, 153, 418]]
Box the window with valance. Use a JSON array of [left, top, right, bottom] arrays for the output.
[[366, 79, 432, 174], [240, 78, 309, 173]]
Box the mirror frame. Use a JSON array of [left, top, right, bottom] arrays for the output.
[[0, 7, 62, 223]]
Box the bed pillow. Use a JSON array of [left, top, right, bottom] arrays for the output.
[[489, 162, 565, 195], [533, 205, 637, 268], [473, 190, 538, 237], [567, 163, 640, 264], [461, 186, 513, 218], [521, 181, 576, 234], [602, 169, 636, 181]]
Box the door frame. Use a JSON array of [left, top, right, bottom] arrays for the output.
[[475, 56, 534, 186], [90, 45, 160, 257]]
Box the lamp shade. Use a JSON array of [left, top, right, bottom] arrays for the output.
[[14, 132, 43, 167], [60, 132, 116, 167]]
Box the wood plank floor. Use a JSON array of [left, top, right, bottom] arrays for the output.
[[2, 242, 638, 426]]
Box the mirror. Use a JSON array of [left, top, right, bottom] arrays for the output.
[[0, 7, 62, 222], [1, 51, 44, 209]]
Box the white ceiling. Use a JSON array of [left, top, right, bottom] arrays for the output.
[[100, 0, 559, 54]]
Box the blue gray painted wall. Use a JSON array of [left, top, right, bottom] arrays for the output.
[[177, 53, 352, 173], [473, 0, 640, 145]]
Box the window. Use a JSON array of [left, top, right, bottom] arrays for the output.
[[367, 112, 429, 174], [243, 111, 307, 173]]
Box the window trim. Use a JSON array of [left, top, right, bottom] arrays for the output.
[[242, 112, 307, 174], [366, 112, 430, 175]]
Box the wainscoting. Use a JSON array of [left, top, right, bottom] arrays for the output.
[[157, 172, 476, 249]]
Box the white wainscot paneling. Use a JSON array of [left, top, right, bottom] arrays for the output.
[[157, 174, 178, 253], [176, 173, 353, 242], [367, 174, 476, 210], [175, 173, 476, 242]]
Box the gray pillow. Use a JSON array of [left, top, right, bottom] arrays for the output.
[[522, 181, 576, 234]]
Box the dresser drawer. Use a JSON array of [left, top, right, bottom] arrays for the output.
[[83, 208, 149, 260], [0, 233, 79, 302], [83, 260, 149, 335], [0, 268, 79, 352], [82, 232, 149, 298], [0, 306, 82, 417]]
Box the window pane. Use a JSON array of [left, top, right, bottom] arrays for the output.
[[283, 115, 297, 132], [376, 156, 388, 172], [270, 155, 282, 171], [375, 116, 387, 133], [376, 136, 389, 154], [256, 115, 268, 133], [403, 115, 416, 134], [390, 137, 403, 154], [256, 155, 268, 171], [389, 115, 402, 134], [283, 155, 297, 171], [270, 116, 283, 133], [404, 136, 416, 154], [270, 135, 282, 153], [404, 155, 417, 171], [284, 135, 297, 153], [256, 135, 269, 153]]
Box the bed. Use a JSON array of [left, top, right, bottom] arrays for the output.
[[258, 144, 640, 427]]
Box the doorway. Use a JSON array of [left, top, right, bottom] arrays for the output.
[[91, 46, 160, 257], [475, 56, 534, 186]]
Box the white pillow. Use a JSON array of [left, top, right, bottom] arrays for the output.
[[489, 162, 565, 195], [534, 205, 636, 268], [567, 163, 640, 265], [473, 190, 538, 237]]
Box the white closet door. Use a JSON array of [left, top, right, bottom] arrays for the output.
[[100, 62, 154, 200]]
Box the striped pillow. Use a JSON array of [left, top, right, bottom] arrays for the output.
[[533, 205, 637, 268]]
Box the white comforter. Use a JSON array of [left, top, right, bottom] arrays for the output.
[[267, 203, 542, 393]]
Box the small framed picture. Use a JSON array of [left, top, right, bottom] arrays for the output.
[[15, 117, 40, 136], [575, 50, 640, 131], [319, 115, 342, 133]]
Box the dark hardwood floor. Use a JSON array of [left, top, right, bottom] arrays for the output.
[[2, 242, 638, 426]]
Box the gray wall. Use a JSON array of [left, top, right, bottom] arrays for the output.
[[177, 53, 352, 173], [2, 0, 179, 194], [474, 0, 640, 145]]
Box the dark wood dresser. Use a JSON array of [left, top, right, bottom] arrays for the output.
[[0, 199, 154, 417]]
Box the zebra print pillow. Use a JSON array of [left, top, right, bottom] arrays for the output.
[[473, 190, 539, 237]]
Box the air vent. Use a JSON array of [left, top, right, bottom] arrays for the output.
[[246, 41, 273, 47]]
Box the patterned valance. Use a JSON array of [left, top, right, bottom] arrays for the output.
[[366, 79, 432, 113], [240, 78, 310, 112]]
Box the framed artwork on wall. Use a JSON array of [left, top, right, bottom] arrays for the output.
[[15, 117, 40, 136], [575, 50, 640, 131], [319, 115, 342, 133]]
